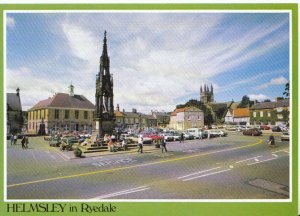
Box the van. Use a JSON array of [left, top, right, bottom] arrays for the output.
[[187, 128, 204, 139]]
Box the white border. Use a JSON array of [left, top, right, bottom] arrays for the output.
[[3, 9, 293, 203]]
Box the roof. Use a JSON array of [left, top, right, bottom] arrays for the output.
[[250, 99, 289, 110], [114, 110, 125, 117], [7, 93, 22, 111], [171, 106, 201, 116], [207, 102, 228, 112], [123, 112, 140, 118], [29, 93, 95, 110], [233, 108, 250, 118]]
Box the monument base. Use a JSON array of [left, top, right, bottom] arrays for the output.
[[92, 119, 115, 137]]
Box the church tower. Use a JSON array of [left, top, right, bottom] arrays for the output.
[[200, 84, 214, 104], [94, 31, 115, 137]]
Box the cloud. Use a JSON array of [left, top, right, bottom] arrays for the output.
[[6, 16, 15, 28], [257, 76, 288, 89], [6, 13, 290, 113], [248, 94, 269, 101]]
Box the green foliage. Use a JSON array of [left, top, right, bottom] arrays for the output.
[[283, 82, 289, 98], [74, 147, 82, 158], [238, 95, 254, 108]]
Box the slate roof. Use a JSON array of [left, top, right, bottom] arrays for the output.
[[250, 99, 289, 110], [7, 93, 22, 111], [29, 93, 95, 110]]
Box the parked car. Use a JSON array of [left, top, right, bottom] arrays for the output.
[[173, 132, 181, 141], [210, 130, 228, 137], [272, 126, 282, 132], [281, 132, 290, 141], [182, 132, 194, 140], [187, 128, 205, 139], [226, 126, 237, 131], [260, 125, 271, 130], [131, 135, 153, 144], [162, 133, 175, 142], [242, 128, 262, 136]]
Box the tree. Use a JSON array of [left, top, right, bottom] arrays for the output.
[[238, 95, 254, 108], [263, 99, 271, 102], [283, 82, 290, 98]]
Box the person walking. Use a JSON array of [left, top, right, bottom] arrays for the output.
[[13, 134, 17, 145], [207, 130, 210, 140], [180, 133, 184, 143], [21, 136, 26, 149], [161, 137, 167, 153], [137, 135, 143, 153], [10, 134, 14, 145], [25, 136, 29, 149], [269, 134, 276, 147]]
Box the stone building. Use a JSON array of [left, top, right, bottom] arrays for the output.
[[200, 84, 214, 104], [7, 88, 23, 134], [27, 85, 95, 134], [151, 111, 170, 128], [114, 105, 157, 130], [169, 106, 204, 130], [250, 98, 289, 126]]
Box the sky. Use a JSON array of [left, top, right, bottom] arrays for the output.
[[6, 12, 290, 113]]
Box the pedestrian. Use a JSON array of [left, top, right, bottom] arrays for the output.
[[21, 136, 26, 149], [137, 135, 143, 153], [10, 134, 14, 145], [25, 136, 29, 149], [180, 133, 184, 143], [199, 130, 203, 139], [161, 137, 167, 153], [14, 134, 17, 145], [269, 134, 276, 147], [207, 130, 210, 140], [122, 139, 127, 151], [108, 138, 114, 152]]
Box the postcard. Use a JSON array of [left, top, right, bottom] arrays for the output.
[[1, 3, 298, 216]]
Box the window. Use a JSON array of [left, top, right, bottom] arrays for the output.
[[41, 110, 45, 118], [277, 107, 283, 112], [260, 111, 263, 117], [65, 110, 69, 119], [75, 110, 79, 119], [253, 112, 256, 117], [268, 112, 271, 117], [84, 111, 88, 119], [277, 114, 283, 119], [54, 110, 59, 119]]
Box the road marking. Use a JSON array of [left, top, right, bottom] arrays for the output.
[[52, 148, 71, 161], [272, 149, 289, 154], [272, 154, 278, 157], [177, 167, 221, 179], [90, 186, 150, 199], [235, 155, 262, 164], [247, 157, 277, 166], [7, 138, 263, 188], [182, 169, 232, 181], [46, 151, 57, 160]]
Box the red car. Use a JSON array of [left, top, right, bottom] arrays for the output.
[[146, 133, 163, 141], [260, 125, 271, 130]]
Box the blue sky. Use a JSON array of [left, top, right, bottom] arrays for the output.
[[6, 12, 290, 112]]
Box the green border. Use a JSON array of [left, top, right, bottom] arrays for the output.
[[0, 4, 298, 216]]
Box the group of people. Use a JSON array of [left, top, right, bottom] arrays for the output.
[[10, 134, 18, 145], [138, 135, 167, 154], [104, 134, 128, 152], [10, 134, 29, 149]]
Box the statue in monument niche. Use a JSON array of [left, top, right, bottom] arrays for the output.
[[93, 31, 115, 137]]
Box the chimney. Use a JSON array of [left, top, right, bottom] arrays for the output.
[[122, 109, 125, 112], [116, 104, 120, 111], [132, 108, 137, 113], [16, 88, 20, 97]]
